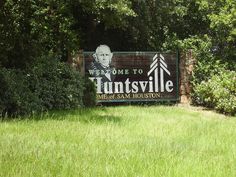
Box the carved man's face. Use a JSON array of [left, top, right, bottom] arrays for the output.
[[96, 46, 112, 68]]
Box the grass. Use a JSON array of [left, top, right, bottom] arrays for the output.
[[0, 105, 236, 177]]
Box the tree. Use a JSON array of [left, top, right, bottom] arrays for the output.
[[197, 0, 236, 62], [0, 0, 135, 68]]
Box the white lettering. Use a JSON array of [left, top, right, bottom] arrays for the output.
[[133, 69, 138, 74], [138, 69, 143, 74], [131, 81, 139, 93], [104, 82, 113, 94], [160, 68, 165, 92], [139, 81, 148, 92], [166, 80, 174, 92], [125, 78, 131, 93], [114, 82, 124, 93], [149, 76, 154, 92]]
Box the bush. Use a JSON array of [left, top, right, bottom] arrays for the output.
[[0, 68, 42, 117], [0, 56, 85, 117], [82, 77, 97, 107], [28, 57, 84, 110], [175, 35, 236, 115], [193, 70, 236, 115]]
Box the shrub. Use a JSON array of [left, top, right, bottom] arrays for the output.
[[0, 68, 42, 117], [28, 57, 84, 110], [193, 70, 236, 115], [0, 56, 85, 117], [175, 35, 236, 115], [82, 77, 97, 107]]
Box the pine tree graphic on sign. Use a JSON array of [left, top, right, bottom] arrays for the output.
[[148, 54, 171, 92]]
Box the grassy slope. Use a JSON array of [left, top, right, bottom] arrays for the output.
[[0, 106, 236, 177]]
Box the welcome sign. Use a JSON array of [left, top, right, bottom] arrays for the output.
[[84, 45, 179, 102]]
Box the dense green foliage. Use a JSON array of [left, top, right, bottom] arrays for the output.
[[177, 36, 235, 115], [0, 58, 84, 117], [0, 0, 235, 115], [0, 68, 41, 116], [0, 0, 135, 68], [194, 70, 236, 115], [28, 56, 84, 110], [0, 0, 77, 68], [82, 77, 97, 107], [1, 0, 234, 62]]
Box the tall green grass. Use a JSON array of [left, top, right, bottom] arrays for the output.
[[0, 106, 236, 177]]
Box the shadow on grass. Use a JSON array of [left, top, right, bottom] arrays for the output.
[[101, 101, 177, 106], [53, 108, 121, 123], [0, 107, 122, 124]]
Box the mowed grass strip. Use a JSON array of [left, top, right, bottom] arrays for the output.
[[0, 106, 236, 177]]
